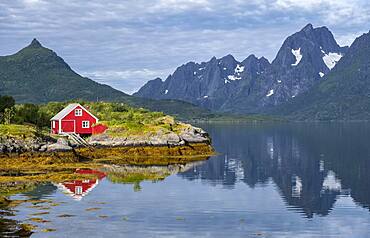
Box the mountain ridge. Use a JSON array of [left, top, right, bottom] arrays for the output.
[[271, 30, 370, 120], [0, 39, 216, 120], [135, 24, 349, 114]]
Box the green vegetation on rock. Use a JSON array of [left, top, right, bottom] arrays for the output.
[[0, 124, 37, 139]]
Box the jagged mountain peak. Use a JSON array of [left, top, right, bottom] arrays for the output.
[[242, 54, 270, 65], [243, 54, 258, 62], [16, 38, 56, 59], [273, 30, 370, 120], [153, 77, 163, 82], [273, 24, 347, 69], [301, 23, 314, 32], [219, 54, 236, 62], [259, 56, 270, 64], [29, 38, 43, 48]]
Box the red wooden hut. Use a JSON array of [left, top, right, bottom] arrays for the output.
[[50, 103, 105, 135]]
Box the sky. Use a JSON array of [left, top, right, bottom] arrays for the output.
[[0, 0, 369, 94]]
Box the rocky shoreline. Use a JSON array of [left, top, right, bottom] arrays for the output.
[[0, 125, 213, 156]]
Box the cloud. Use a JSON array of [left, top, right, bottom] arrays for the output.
[[82, 69, 170, 94], [154, 0, 211, 12], [0, 0, 369, 94]]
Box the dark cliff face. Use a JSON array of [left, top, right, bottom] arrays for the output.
[[134, 54, 270, 111], [135, 24, 349, 114], [259, 24, 348, 106], [273, 31, 370, 120], [225, 24, 348, 113]]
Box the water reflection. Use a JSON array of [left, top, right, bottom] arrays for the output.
[[1, 123, 370, 237], [55, 169, 106, 201], [180, 123, 370, 218], [54, 163, 205, 199]]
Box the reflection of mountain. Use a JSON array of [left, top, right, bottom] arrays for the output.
[[179, 123, 370, 217]]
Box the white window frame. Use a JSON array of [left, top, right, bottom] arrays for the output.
[[82, 121, 90, 128], [75, 109, 82, 116], [75, 186, 83, 195], [52, 121, 55, 128]]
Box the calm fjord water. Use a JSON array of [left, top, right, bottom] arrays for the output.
[[7, 123, 370, 237]]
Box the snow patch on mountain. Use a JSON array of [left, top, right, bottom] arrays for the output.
[[235, 64, 244, 74], [266, 89, 274, 97], [322, 51, 342, 70], [291, 48, 302, 66], [227, 75, 241, 81]]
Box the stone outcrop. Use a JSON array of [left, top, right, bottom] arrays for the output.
[[0, 136, 73, 153], [0, 137, 47, 153], [87, 125, 210, 147], [0, 125, 211, 154], [46, 138, 73, 152]]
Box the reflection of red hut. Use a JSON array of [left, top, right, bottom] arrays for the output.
[[56, 169, 106, 201]]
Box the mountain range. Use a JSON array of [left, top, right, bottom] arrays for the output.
[[0, 39, 213, 120], [1, 23, 370, 121], [135, 24, 369, 120]]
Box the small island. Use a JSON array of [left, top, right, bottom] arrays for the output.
[[0, 97, 214, 198], [0, 98, 214, 160]]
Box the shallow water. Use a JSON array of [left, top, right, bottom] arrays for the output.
[[3, 122, 370, 237]]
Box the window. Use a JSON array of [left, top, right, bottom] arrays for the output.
[[75, 109, 82, 116], [52, 121, 55, 128], [82, 121, 90, 128], [75, 186, 83, 195]]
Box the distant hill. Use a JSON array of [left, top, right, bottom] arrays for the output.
[[135, 24, 348, 114], [272, 31, 370, 121], [0, 39, 131, 103], [0, 39, 214, 120]]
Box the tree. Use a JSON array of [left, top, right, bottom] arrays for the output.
[[3, 107, 15, 125], [0, 96, 15, 113], [0, 95, 15, 124], [13, 104, 50, 128]]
